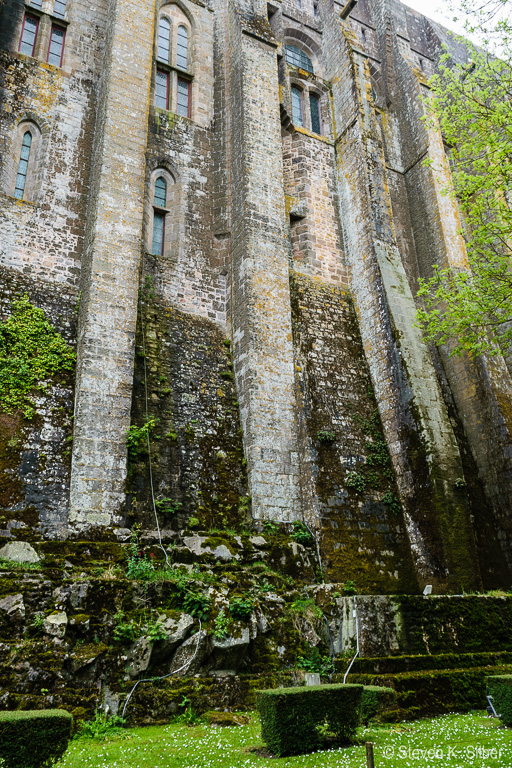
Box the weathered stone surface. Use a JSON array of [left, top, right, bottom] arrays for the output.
[[126, 637, 153, 679], [0, 594, 25, 624], [210, 627, 250, 673], [150, 613, 195, 665], [183, 536, 239, 562], [169, 630, 210, 676], [43, 611, 68, 638], [0, 0, 511, 595], [0, 542, 39, 564]]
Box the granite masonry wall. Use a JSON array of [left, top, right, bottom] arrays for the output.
[[1, 0, 512, 592]]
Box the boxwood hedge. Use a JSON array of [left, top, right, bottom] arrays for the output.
[[360, 685, 396, 725], [487, 675, 512, 727], [256, 683, 363, 756], [0, 709, 73, 768]]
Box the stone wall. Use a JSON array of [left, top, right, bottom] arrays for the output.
[[0, 0, 511, 593], [290, 271, 417, 592]]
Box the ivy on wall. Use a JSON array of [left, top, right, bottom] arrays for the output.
[[0, 296, 75, 419]]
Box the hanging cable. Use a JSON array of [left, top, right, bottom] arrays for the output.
[[138, 265, 169, 567], [121, 618, 203, 720], [343, 596, 359, 684]]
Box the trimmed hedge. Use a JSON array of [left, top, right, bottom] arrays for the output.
[[487, 675, 512, 727], [0, 709, 73, 768], [345, 664, 512, 720], [360, 685, 396, 725], [338, 651, 512, 676], [256, 684, 363, 756]]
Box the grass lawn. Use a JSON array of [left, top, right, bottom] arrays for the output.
[[59, 711, 512, 767]]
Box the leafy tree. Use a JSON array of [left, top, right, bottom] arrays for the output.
[[417, 0, 512, 358]]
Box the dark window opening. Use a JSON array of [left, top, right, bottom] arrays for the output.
[[310, 93, 321, 134]]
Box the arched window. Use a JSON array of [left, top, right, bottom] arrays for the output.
[[291, 86, 304, 127], [285, 45, 313, 74], [309, 93, 321, 134], [176, 25, 188, 70], [152, 176, 167, 255], [14, 131, 32, 199], [157, 17, 171, 63]]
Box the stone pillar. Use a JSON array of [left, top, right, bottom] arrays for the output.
[[226, 2, 300, 521], [322, 3, 480, 590], [391, 39, 512, 572], [69, 0, 155, 530]]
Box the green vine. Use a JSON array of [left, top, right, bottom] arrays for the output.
[[0, 296, 75, 419]]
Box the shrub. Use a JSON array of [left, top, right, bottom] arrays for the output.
[[317, 430, 336, 444], [256, 684, 363, 756], [342, 580, 357, 596], [360, 685, 396, 725], [75, 710, 126, 740], [0, 296, 76, 419], [182, 590, 211, 620], [229, 596, 253, 622], [291, 522, 313, 546], [295, 645, 335, 678], [487, 675, 512, 726], [126, 417, 157, 457], [0, 709, 73, 768]]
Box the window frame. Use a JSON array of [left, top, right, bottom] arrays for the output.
[[157, 16, 171, 64], [309, 92, 322, 135], [176, 76, 191, 118], [176, 24, 188, 70], [291, 85, 304, 128], [53, 0, 67, 18], [19, 14, 39, 57], [285, 44, 314, 75], [47, 24, 66, 67], [151, 210, 166, 256], [14, 131, 33, 200], [155, 68, 170, 109]]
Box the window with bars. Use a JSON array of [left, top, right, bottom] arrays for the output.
[[310, 93, 321, 134], [291, 86, 304, 127], [176, 25, 188, 70], [155, 69, 169, 109], [14, 132, 33, 200], [177, 78, 190, 117], [285, 45, 313, 74], [29, 0, 42, 8], [19, 15, 39, 56], [157, 17, 171, 63], [47, 26, 65, 66], [53, 0, 66, 18]]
